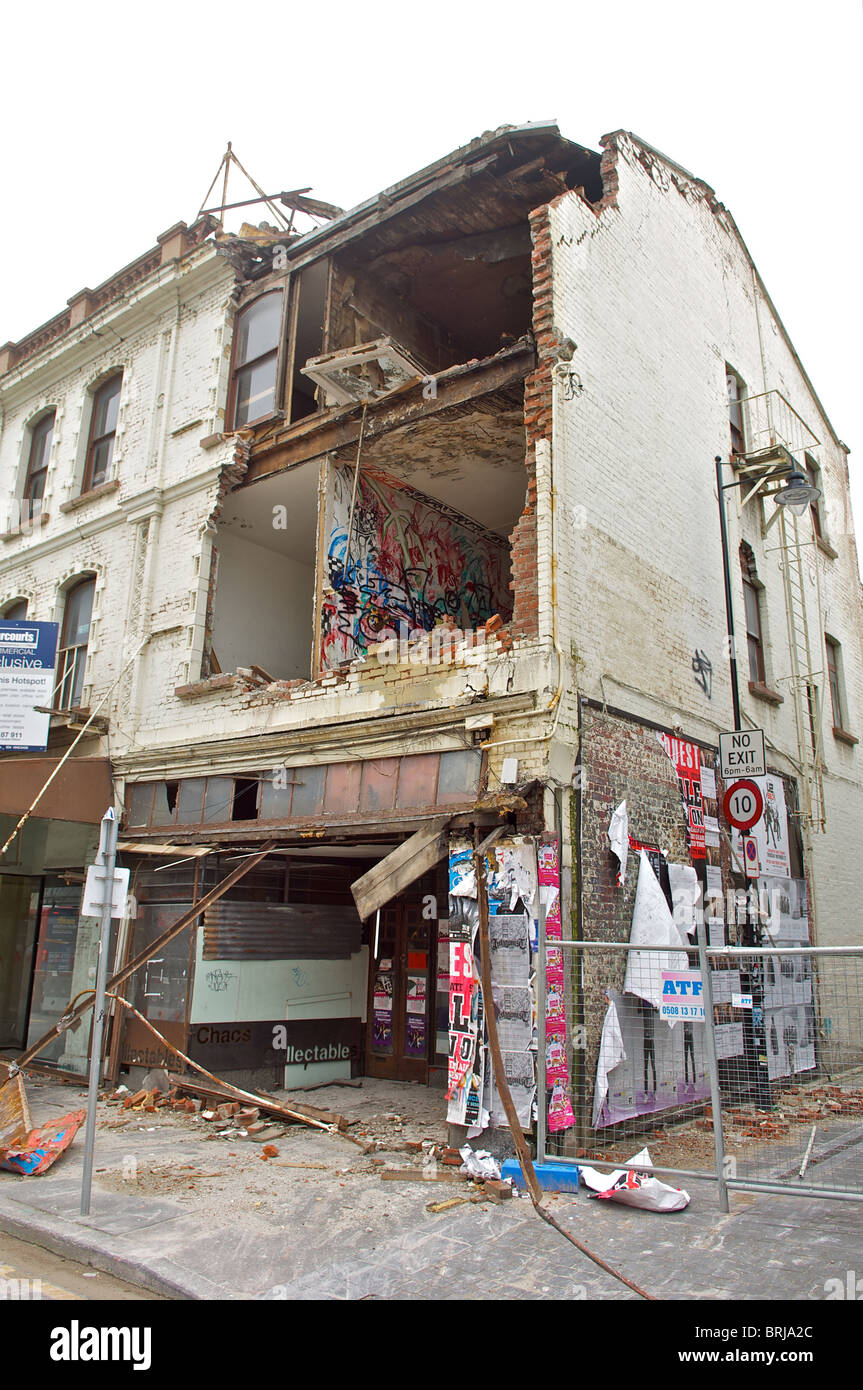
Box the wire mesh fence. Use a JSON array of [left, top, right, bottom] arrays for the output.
[[540, 939, 863, 1206]]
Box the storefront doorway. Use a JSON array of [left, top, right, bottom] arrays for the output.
[[366, 874, 436, 1083], [0, 874, 41, 1049]]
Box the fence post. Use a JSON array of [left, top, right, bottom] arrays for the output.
[[696, 921, 729, 1212]]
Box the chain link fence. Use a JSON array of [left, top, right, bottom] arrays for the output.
[[539, 938, 863, 1207]]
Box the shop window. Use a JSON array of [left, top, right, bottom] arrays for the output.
[[83, 373, 122, 492], [57, 576, 95, 709], [228, 292, 283, 428]]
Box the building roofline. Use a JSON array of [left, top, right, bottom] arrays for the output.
[[603, 129, 846, 454]]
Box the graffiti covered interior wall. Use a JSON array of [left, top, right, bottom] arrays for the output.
[[321, 463, 512, 670]]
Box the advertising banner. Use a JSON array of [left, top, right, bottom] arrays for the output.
[[0, 620, 59, 751], [656, 732, 706, 859]]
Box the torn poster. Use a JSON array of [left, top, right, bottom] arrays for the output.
[[656, 732, 706, 859], [487, 1048, 535, 1130], [734, 775, 791, 878], [488, 843, 537, 913], [608, 800, 629, 886], [592, 999, 626, 1127], [623, 852, 689, 1015], [538, 836, 575, 1132], [667, 862, 699, 937], [447, 921, 477, 1105]]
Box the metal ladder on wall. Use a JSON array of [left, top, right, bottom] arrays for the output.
[[774, 505, 826, 832]]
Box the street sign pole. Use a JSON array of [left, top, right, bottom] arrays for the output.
[[80, 807, 119, 1217]]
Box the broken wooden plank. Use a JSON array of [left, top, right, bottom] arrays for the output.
[[351, 816, 450, 921], [380, 1167, 469, 1184], [0, 1069, 33, 1150], [167, 1072, 349, 1131]]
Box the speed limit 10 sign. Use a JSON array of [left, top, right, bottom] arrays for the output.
[[722, 779, 764, 832]]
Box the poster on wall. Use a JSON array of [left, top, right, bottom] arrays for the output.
[[733, 776, 791, 878], [656, 732, 706, 859], [538, 836, 576, 1133], [447, 841, 479, 1118], [372, 969, 394, 1053]]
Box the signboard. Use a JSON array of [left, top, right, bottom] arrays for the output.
[[723, 779, 764, 832], [719, 729, 766, 780], [187, 1017, 362, 1073], [81, 866, 130, 919], [732, 993, 753, 1009], [660, 970, 706, 1022], [0, 620, 59, 751], [742, 834, 760, 879]]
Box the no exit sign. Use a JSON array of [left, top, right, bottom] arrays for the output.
[[719, 729, 766, 779]]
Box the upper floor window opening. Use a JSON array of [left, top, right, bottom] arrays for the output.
[[2, 599, 28, 621], [803, 454, 823, 539], [740, 542, 766, 686], [57, 576, 95, 709], [228, 291, 284, 429], [23, 410, 55, 514], [727, 368, 746, 458], [83, 373, 122, 493]]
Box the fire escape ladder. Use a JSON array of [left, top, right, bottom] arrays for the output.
[[777, 506, 826, 833]]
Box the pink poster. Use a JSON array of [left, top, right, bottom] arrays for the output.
[[447, 924, 477, 1101], [538, 837, 575, 1132], [656, 733, 706, 860]]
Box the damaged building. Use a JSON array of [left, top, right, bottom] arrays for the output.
[[1, 123, 862, 1154]]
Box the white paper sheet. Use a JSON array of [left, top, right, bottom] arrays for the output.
[[608, 800, 629, 886], [623, 853, 689, 1018], [592, 1000, 626, 1126]]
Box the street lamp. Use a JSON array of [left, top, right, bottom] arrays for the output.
[[774, 469, 821, 518]]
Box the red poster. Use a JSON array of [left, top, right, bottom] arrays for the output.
[[656, 733, 706, 860], [447, 926, 477, 1100]]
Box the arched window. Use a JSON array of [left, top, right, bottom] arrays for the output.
[[57, 577, 95, 709], [23, 411, 55, 514], [228, 292, 283, 428], [83, 373, 122, 492], [2, 599, 28, 621]]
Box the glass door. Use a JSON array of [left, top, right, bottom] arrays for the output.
[[0, 874, 41, 1048], [366, 889, 431, 1082]]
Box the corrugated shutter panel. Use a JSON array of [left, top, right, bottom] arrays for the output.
[[202, 901, 362, 960]]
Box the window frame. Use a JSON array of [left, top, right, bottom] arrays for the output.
[[803, 453, 823, 539], [2, 599, 28, 621], [57, 576, 96, 710], [740, 543, 766, 686], [23, 410, 55, 513], [82, 372, 123, 494], [825, 636, 846, 732], [226, 287, 287, 430], [726, 368, 747, 458]]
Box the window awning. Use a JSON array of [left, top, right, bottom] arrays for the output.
[[0, 756, 112, 824]]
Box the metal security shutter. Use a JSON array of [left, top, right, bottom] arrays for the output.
[[202, 901, 362, 960]]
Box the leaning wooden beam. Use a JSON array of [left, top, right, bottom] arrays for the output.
[[351, 816, 450, 921], [10, 841, 277, 1072]]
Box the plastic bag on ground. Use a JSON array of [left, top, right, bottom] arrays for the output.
[[579, 1146, 690, 1212], [459, 1145, 501, 1180]]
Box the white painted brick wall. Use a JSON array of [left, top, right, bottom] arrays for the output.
[[547, 133, 863, 943]]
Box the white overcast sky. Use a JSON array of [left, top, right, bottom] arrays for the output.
[[2, 0, 861, 560]]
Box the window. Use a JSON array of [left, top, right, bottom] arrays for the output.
[[825, 637, 846, 730], [803, 454, 823, 538], [2, 600, 28, 621], [23, 411, 54, 514], [740, 543, 765, 684], [57, 577, 95, 709], [727, 370, 746, 456], [83, 373, 122, 492], [228, 292, 283, 428]]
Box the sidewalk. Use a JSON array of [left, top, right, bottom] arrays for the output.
[[0, 1075, 859, 1301]]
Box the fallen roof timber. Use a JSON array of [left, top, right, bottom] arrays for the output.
[[242, 338, 534, 485]]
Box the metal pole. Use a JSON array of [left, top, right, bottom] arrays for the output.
[[536, 890, 548, 1166], [80, 807, 119, 1217], [696, 918, 729, 1212], [715, 455, 742, 730]]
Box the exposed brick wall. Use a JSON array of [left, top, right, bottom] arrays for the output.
[[509, 205, 554, 641]]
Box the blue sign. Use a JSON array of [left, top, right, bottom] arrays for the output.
[[0, 620, 60, 751]]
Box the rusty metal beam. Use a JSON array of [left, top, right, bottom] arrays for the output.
[[241, 342, 534, 486]]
